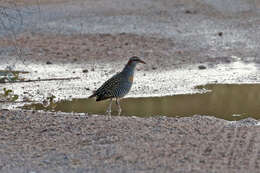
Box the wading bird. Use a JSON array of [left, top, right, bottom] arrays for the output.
[[89, 56, 146, 116]]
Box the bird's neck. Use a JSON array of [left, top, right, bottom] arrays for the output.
[[122, 62, 136, 76]]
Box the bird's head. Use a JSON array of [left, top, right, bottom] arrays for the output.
[[128, 56, 146, 65]]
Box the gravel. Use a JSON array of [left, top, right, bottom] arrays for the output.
[[0, 110, 259, 173]]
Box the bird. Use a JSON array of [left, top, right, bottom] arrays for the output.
[[89, 56, 146, 116]]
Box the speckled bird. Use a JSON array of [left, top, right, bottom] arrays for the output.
[[89, 56, 146, 116]]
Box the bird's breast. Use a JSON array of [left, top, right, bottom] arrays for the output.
[[128, 75, 134, 83]]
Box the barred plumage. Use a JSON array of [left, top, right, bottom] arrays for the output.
[[89, 56, 145, 116]]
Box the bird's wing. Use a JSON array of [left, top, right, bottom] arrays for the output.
[[96, 73, 123, 96]]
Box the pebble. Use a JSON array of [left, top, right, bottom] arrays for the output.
[[46, 61, 53, 65], [198, 65, 206, 70]]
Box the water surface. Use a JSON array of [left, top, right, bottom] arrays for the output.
[[23, 84, 260, 121]]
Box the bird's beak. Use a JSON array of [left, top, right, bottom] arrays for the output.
[[138, 59, 146, 64]]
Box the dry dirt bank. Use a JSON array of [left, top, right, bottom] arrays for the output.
[[0, 110, 259, 173]]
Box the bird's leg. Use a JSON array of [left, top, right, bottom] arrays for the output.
[[106, 99, 113, 118], [116, 98, 122, 116]]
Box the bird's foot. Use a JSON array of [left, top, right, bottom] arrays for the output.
[[106, 110, 111, 115], [106, 115, 112, 121], [106, 110, 112, 120], [117, 110, 121, 116]]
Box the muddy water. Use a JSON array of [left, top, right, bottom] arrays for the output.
[[23, 84, 260, 121]]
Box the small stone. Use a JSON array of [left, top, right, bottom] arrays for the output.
[[82, 69, 88, 73], [185, 10, 196, 14], [218, 32, 223, 37], [46, 61, 52, 65], [198, 65, 207, 70], [185, 10, 192, 14], [85, 87, 90, 90], [152, 66, 157, 70]]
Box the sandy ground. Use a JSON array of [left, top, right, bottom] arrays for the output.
[[1, 0, 260, 173], [0, 110, 260, 173]]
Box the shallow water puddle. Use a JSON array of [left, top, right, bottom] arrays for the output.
[[23, 84, 260, 121]]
